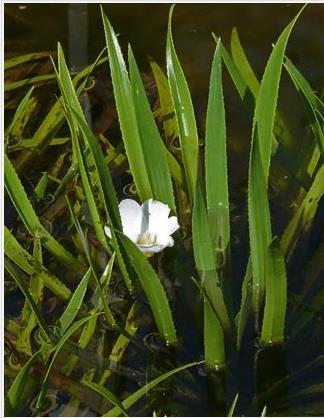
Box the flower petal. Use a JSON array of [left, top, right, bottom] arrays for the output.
[[165, 216, 180, 236], [145, 199, 171, 237], [137, 243, 167, 254], [119, 199, 142, 242]]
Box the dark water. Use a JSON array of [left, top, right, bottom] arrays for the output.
[[4, 3, 324, 417]]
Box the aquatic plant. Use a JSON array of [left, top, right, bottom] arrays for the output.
[[4, 4, 324, 417]]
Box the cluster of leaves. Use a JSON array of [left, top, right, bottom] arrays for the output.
[[4, 4, 324, 417]]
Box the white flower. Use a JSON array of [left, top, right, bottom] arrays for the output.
[[105, 199, 179, 254]]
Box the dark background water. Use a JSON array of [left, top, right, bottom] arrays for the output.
[[4, 3, 324, 417]]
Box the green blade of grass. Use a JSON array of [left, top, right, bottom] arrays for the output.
[[57, 268, 92, 335], [281, 164, 324, 259], [205, 38, 230, 270], [166, 4, 199, 203], [192, 181, 230, 332], [118, 233, 177, 345], [204, 301, 225, 368], [72, 110, 131, 290], [284, 56, 324, 157], [104, 360, 204, 417], [260, 238, 287, 344], [230, 27, 260, 98], [101, 7, 152, 201], [4, 74, 56, 92], [84, 382, 128, 417], [128, 45, 176, 212], [36, 312, 103, 410], [4, 51, 50, 70], [14, 53, 107, 171], [5, 349, 42, 416], [4, 258, 52, 343], [55, 43, 130, 290], [150, 59, 179, 141], [4, 154, 81, 271], [248, 6, 305, 313], [56, 42, 111, 254], [4, 227, 71, 300], [66, 197, 117, 328], [5, 86, 34, 148]]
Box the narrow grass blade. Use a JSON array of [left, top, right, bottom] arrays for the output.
[[227, 393, 239, 417], [5, 349, 42, 416], [150, 60, 179, 141], [204, 301, 225, 368], [4, 258, 52, 343], [104, 360, 204, 417], [36, 312, 102, 410], [58, 268, 92, 335], [248, 6, 305, 313], [72, 110, 131, 290], [14, 54, 107, 171], [231, 27, 260, 98], [34, 171, 48, 200], [118, 233, 177, 344], [4, 227, 71, 300], [284, 56, 324, 157], [205, 38, 230, 269], [166, 4, 199, 203], [281, 164, 324, 259], [4, 74, 56, 92], [67, 198, 116, 328], [4, 154, 80, 271], [4, 51, 49, 70], [251, 6, 305, 180], [84, 382, 128, 417], [101, 7, 152, 201], [260, 238, 287, 345], [192, 181, 230, 331], [128, 46, 176, 212], [5, 86, 34, 147], [215, 34, 255, 112], [56, 43, 110, 254]]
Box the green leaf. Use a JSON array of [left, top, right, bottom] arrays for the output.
[[4, 51, 49, 70], [55, 42, 111, 254], [66, 198, 116, 328], [248, 6, 305, 312], [4, 258, 52, 342], [192, 181, 230, 331], [34, 172, 48, 200], [4, 154, 81, 271], [5, 350, 42, 416], [5, 86, 35, 147], [72, 110, 131, 290], [58, 268, 91, 334], [150, 60, 179, 141], [4, 227, 71, 300], [204, 301, 225, 368], [260, 238, 287, 344], [166, 4, 199, 203], [205, 38, 230, 269], [36, 312, 103, 410], [101, 7, 152, 201], [227, 394, 239, 417], [128, 45, 176, 212], [84, 382, 128, 417], [230, 27, 260, 98], [281, 164, 324, 259], [104, 360, 204, 416], [118, 233, 177, 345], [14, 53, 107, 171], [284, 56, 324, 157]]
